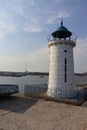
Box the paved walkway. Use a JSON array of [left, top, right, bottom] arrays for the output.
[[0, 94, 87, 130]]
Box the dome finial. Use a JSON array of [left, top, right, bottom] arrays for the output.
[[61, 18, 63, 26]]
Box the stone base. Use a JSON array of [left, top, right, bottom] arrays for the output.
[[47, 88, 76, 99]]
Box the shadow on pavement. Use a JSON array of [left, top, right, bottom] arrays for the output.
[[0, 94, 38, 114]]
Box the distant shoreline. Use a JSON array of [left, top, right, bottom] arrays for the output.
[[0, 71, 86, 77], [0, 71, 49, 77]]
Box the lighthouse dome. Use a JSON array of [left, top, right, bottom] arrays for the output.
[[57, 25, 68, 31], [52, 20, 72, 39]]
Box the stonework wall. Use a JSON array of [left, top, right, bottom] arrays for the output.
[[48, 40, 75, 98], [75, 74, 87, 85]]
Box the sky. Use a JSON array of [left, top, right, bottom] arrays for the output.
[[0, 0, 87, 72]]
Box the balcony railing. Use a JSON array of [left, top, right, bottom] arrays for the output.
[[47, 32, 77, 43]]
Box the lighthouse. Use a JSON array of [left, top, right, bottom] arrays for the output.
[[47, 20, 76, 98]]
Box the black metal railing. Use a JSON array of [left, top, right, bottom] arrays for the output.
[[47, 33, 77, 43]]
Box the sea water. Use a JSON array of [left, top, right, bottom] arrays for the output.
[[0, 75, 48, 93]]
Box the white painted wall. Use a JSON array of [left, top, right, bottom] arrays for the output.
[[47, 40, 76, 98]]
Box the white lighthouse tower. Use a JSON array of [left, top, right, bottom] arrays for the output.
[[47, 20, 76, 98]]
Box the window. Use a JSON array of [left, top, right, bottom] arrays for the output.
[[65, 58, 67, 83], [64, 50, 67, 53]]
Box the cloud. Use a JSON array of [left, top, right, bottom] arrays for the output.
[[23, 10, 70, 33], [0, 37, 87, 73], [74, 37, 87, 73], [0, 55, 28, 72], [0, 47, 49, 72], [0, 12, 18, 39], [25, 37, 87, 73], [27, 47, 49, 72], [58, 10, 71, 18], [0, 32, 6, 39], [0, 21, 18, 33], [8, 0, 24, 15], [14, 0, 24, 15], [23, 16, 42, 33], [28, 0, 35, 5], [47, 10, 71, 24], [23, 23, 41, 33], [8, 0, 36, 16]]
